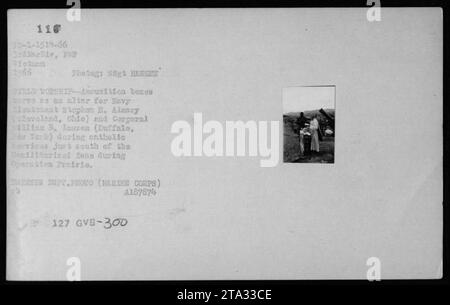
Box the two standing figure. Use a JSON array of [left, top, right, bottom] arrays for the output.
[[297, 113, 320, 157]]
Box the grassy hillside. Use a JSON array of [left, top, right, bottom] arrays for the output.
[[283, 108, 335, 163]]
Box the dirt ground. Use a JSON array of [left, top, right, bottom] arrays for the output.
[[283, 123, 334, 163]]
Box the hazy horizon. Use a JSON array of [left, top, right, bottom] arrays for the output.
[[283, 86, 335, 114]]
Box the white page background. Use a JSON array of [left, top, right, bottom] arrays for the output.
[[7, 8, 442, 280]]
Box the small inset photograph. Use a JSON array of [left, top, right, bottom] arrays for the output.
[[283, 86, 335, 163]]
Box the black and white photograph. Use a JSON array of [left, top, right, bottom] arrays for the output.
[[1, 0, 447, 296], [283, 86, 335, 163]]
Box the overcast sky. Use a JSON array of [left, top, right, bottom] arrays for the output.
[[283, 86, 335, 114]]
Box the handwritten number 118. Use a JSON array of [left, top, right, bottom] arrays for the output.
[[37, 24, 61, 33]]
